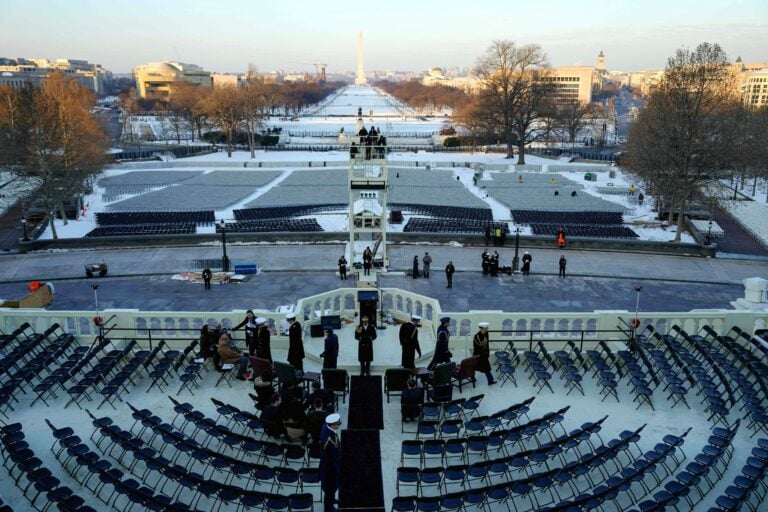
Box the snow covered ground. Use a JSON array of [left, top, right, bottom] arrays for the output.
[[38, 152, 691, 244]]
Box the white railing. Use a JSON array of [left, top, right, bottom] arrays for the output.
[[2, 287, 766, 354]]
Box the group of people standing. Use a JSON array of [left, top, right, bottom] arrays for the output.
[[320, 315, 377, 377], [349, 125, 386, 160]]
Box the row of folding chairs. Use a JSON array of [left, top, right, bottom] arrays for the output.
[[64, 340, 141, 409], [653, 328, 737, 428], [685, 326, 768, 437], [0, 321, 35, 357], [403, 414, 608, 470], [124, 400, 312, 472], [95, 210, 214, 226], [706, 437, 768, 512], [90, 418, 319, 503], [1, 422, 99, 512]]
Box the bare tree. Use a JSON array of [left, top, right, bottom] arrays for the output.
[[241, 67, 269, 158], [0, 73, 109, 238], [556, 101, 593, 146], [626, 42, 743, 241], [204, 85, 243, 158], [171, 81, 210, 142], [475, 40, 551, 163]]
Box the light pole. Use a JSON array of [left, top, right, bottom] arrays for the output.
[[706, 220, 713, 245], [631, 285, 642, 354], [219, 220, 230, 272], [21, 218, 29, 242], [512, 226, 521, 273]]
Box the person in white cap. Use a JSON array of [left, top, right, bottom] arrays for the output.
[[255, 317, 272, 362], [320, 413, 342, 512], [473, 322, 496, 385], [286, 312, 304, 371], [399, 314, 422, 369]]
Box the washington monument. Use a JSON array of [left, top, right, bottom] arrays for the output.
[[355, 32, 367, 85]]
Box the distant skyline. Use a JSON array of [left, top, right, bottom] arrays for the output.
[[1, 0, 766, 74]]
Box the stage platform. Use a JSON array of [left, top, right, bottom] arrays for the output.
[[302, 319, 438, 370]]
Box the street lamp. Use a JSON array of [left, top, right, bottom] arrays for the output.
[[512, 225, 522, 273], [21, 218, 29, 242], [219, 220, 230, 272], [706, 220, 713, 245], [630, 286, 642, 354]]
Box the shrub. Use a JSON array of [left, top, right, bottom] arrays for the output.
[[443, 137, 460, 148]]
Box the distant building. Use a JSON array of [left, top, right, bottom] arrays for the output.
[[740, 68, 768, 107], [421, 67, 480, 93], [542, 66, 600, 104], [0, 57, 111, 93], [211, 73, 244, 88], [132, 61, 212, 99]]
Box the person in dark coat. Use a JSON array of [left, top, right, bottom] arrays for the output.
[[253, 371, 275, 410], [445, 261, 455, 288], [198, 325, 216, 358], [355, 316, 377, 376], [481, 249, 490, 275], [286, 313, 304, 372], [473, 322, 495, 385], [320, 326, 339, 369], [559, 255, 567, 278], [412, 255, 419, 279], [490, 251, 499, 277], [320, 413, 342, 512], [401, 379, 424, 422], [349, 142, 359, 158], [305, 398, 327, 448], [522, 251, 533, 276], [428, 317, 452, 371], [233, 310, 258, 356], [304, 380, 336, 413], [362, 246, 373, 276], [261, 394, 285, 438], [399, 315, 422, 369], [256, 318, 272, 362], [201, 267, 212, 290], [338, 255, 347, 280]]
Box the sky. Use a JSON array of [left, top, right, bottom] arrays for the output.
[[1, 0, 766, 74]]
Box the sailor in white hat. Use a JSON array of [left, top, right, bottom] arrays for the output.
[[399, 313, 422, 369], [473, 322, 496, 385], [320, 413, 342, 511], [255, 317, 272, 361], [286, 312, 304, 371]]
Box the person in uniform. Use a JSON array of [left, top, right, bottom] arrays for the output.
[[286, 312, 304, 372], [355, 316, 377, 376], [428, 317, 452, 371], [320, 413, 342, 512], [473, 322, 496, 385], [399, 315, 422, 369], [233, 310, 258, 356], [255, 317, 272, 362], [481, 249, 490, 275], [201, 267, 212, 290], [320, 326, 339, 369], [522, 251, 533, 276], [338, 255, 348, 280]]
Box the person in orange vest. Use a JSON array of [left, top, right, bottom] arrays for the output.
[[556, 227, 567, 248]]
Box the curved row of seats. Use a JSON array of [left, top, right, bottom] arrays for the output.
[[95, 211, 215, 226], [531, 224, 639, 239], [85, 224, 197, 238], [512, 210, 624, 225], [218, 219, 323, 233], [393, 204, 493, 222], [234, 205, 346, 221], [403, 218, 507, 234]]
